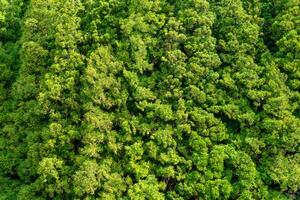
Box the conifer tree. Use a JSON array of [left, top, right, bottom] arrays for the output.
[[0, 0, 299, 199]]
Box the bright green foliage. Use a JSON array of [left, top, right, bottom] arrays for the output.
[[0, 0, 299, 199], [271, 0, 300, 90]]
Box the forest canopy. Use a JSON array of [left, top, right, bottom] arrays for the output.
[[0, 0, 299, 199]]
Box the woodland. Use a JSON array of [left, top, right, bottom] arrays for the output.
[[0, 0, 299, 199]]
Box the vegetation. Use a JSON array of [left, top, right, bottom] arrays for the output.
[[0, 0, 299, 199]]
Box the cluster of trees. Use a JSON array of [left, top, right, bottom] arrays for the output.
[[0, 0, 299, 199]]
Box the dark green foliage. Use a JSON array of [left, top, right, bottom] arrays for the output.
[[0, 0, 299, 199]]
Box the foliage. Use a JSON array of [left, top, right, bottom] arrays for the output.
[[0, 0, 299, 199]]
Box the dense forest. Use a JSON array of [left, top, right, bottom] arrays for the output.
[[0, 0, 299, 199]]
